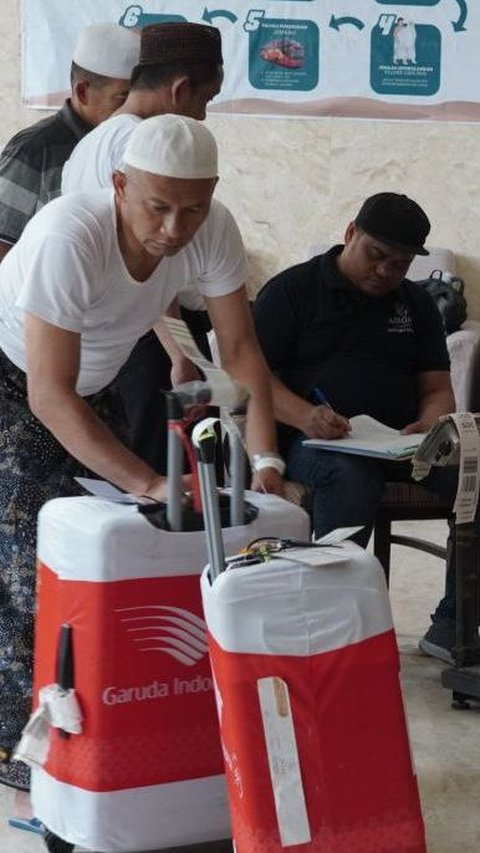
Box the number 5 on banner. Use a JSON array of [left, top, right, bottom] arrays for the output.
[[243, 10, 265, 32]]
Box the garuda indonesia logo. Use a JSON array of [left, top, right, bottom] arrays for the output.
[[114, 605, 208, 666]]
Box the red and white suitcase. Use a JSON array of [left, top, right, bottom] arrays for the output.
[[30, 491, 310, 852], [194, 425, 427, 853]]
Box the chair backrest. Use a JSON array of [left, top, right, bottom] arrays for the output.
[[408, 248, 457, 280], [448, 322, 480, 412]]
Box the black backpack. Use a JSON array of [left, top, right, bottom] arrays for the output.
[[414, 269, 467, 335]]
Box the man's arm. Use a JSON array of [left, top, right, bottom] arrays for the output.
[[205, 286, 284, 494], [253, 274, 350, 440], [25, 313, 181, 501], [403, 370, 455, 434]]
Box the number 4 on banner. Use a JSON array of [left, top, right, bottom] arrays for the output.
[[378, 14, 397, 36]]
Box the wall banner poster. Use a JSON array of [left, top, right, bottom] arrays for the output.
[[22, 1, 480, 122]]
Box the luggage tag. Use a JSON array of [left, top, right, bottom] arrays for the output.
[[74, 477, 140, 504], [164, 316, 248, 410], [14, 627, 82, 769], [74, 477, 192, 507], [257, 677, 311, 846], [450, 412, 480, 524], [75, 476, 201, 532], [314, 525, 364, 545]]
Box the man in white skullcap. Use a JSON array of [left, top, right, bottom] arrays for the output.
[[62, 22, 224, 194], [0, 22, 140, 262], [0, 114, 283, 790], [62, 21, 225, 475]]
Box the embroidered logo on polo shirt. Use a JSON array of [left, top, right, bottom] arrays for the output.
[[388, 301, 413, 334]]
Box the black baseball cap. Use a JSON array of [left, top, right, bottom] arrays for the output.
[[355, 192, 430, 256]]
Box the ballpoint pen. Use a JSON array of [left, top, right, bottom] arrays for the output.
[[311, 387, 351, 433], [311, 386, 334, 410]]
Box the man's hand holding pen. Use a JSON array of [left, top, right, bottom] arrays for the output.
[[302, 405, 351, 440], [301, 386, 351, 440]]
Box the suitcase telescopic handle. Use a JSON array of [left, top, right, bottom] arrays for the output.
[[226, 420, 246, 526], [192, 418, 226, 580], [166, 393, 185, 532]]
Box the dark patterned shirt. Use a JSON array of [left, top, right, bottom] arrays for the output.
[[0, 100, 91, 247]]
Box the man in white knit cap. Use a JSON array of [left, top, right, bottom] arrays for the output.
[[62, 21, 225, 474], [0, 114, 282, 789], [0, 22, 140, 262]]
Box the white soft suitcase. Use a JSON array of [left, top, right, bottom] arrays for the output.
[[201, 544, 426, 852], [194, 425, 427, 853], [31, 491, 310, 852]]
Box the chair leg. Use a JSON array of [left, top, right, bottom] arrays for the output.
[[374, 516, 392, 587]]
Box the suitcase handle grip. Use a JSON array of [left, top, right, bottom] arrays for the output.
[[56, 623, 74, 739], [193, 420, 226, 580]]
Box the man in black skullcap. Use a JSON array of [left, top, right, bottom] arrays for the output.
[[254, 192, 465, 663], [62, 21, 224, 192]]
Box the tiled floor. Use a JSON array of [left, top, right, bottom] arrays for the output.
[[2, 519, 480, 852]]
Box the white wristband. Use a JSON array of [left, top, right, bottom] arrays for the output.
[[251, 454, 286, 476]]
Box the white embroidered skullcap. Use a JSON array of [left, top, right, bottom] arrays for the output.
[[73, 23, 140, 79], [123, 114, 218, 179]]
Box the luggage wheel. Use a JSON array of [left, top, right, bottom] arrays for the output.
[[44, 829, 75, 853]]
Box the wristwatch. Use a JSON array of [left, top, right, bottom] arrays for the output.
[[251, 451, 286, 476]]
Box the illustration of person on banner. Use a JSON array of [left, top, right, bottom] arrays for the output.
[[393, 18, 417, 66]]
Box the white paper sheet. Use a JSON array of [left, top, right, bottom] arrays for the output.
[[303, 415, 424, 460]]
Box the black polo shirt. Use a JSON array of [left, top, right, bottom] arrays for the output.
[[254, 245, 449, 449]]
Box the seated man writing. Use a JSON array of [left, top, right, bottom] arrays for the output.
[[253, 191, 470, 665]]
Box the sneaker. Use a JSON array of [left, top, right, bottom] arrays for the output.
[[418, 616, 455, 665]]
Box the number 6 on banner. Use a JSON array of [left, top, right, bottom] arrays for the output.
[[243, 10, 265, 32], [121, 4, 142, 28]]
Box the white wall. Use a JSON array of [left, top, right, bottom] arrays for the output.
[[2, 0, 480, 315]]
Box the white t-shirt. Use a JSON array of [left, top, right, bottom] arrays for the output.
[[61, 113, 141, 194], [0, 189, 247, 396]]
